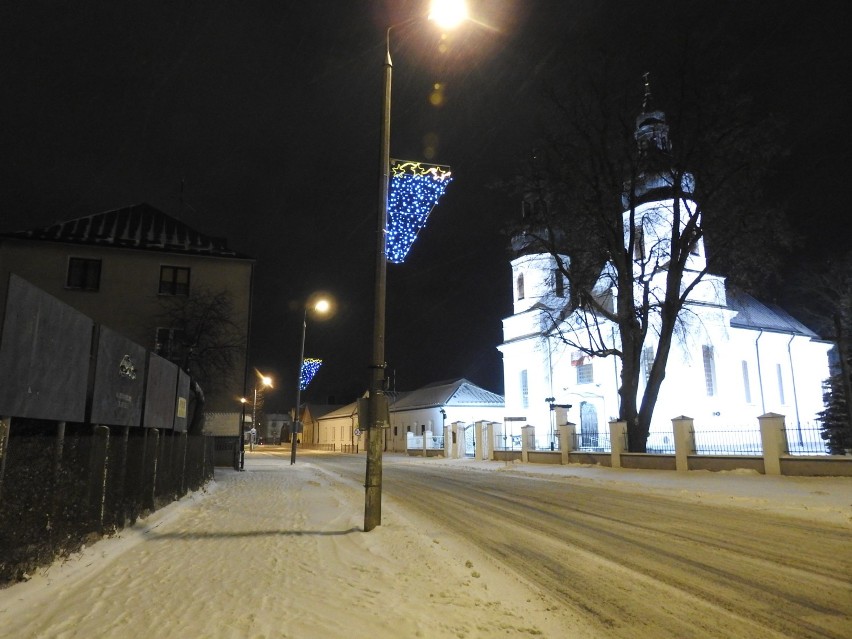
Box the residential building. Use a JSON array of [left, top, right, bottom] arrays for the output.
[[0, 203, 254, 417]]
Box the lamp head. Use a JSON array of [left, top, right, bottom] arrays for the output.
[[429, 0, 468, 29]]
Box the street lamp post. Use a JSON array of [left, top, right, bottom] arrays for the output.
[[291, 297, 330, 465], [364, 0, 469, 532], [248, 374, 272, 453], [239, 398, 247, 470]]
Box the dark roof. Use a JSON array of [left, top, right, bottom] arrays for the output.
[[727, 289, 819, 338], [0, 203, 250, 258]]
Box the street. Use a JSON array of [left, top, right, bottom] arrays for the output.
[[306, 450, 851, 639]]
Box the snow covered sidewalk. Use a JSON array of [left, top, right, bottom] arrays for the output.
[[2, 453, 850, 639], [0, 455, 594, 638]]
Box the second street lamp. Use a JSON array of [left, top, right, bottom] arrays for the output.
[[249, 373, 273, 452], [291, 296, 331, 465]]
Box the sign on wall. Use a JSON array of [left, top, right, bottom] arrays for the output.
[[172, 369, 190, 432], [90, 325, 146, 427]]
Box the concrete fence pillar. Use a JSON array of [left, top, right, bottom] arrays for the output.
[[475, 421, 486, 461], [451, 422, 464, 459], [558, 422, 576, 465], [758, 413, 788, 476], [672, 416, 695, 472], [521, 425, 535, 463], [609, 420, 627, 469]]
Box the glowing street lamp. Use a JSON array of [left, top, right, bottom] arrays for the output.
[[246, 373, 273, 453], [291, 295, 332, 465], [364, 0, 469, 532]]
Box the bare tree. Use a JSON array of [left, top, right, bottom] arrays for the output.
[[155, 288, 246, 401], [508, 61, 788, 451]]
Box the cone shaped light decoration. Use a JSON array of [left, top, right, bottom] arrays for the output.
[[299, 358, 323, 390], [386, 161, 453, 264]]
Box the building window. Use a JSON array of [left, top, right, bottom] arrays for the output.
[[553, 269, 564, 298], [520, 369, 529, 409], [393, 426, 398, 437], [155, 327, 187, 361], [776, 364, 786, 404], [702, 345, 716, 397], [159, 266, 190, 296], [66, 257, 101, 291], [742, 361, 752, 403], [517, 272, 525, 300], [641, 346, 654, 383]]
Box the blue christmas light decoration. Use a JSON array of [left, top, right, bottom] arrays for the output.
[[299, 358, 323, 390], [386, 160, 453, 264]]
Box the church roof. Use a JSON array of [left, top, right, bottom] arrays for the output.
[[727, 289, 819, 338], [391, 378, 504, 411], [1, 203, 249, 258]]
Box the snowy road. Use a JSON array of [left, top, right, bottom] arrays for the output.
[[317, 453, 852, 639], [2, 449, 849, 638]]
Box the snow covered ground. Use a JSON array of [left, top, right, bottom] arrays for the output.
[[1, 451, 850, 638]]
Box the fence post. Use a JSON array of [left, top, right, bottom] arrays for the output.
[[558, 422, 575, 465], [89, 425, 110, 528], [0, 418, 9, 503], [475, 421, 486, 461], [51, 421, 67, 537], [142, 428, 159, 511], [178, 431, 188, 497], [758, 413, 788, 476], [672, 416, 695, 472], [521, 425, 534, 462], [609, 420, 627, 469]]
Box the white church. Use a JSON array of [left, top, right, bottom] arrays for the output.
[[498, 88, 832, 451]]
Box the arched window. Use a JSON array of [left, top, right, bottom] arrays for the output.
[[517, 272, 525, 300]]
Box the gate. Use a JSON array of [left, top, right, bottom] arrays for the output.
[[463, 424, 475, 457]]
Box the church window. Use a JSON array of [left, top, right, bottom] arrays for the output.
[[776, 364, 786, 404], [553, 269, 564, 297], [641, 346, 655, 383], [633, 221, 646, 261], [520, 370, 529, 408], [742, 361, 752, 403], [702, 345, 716, 397], [517, 272, 525, 300]]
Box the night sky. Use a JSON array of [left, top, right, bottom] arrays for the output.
[[2, 1, 849, 412]]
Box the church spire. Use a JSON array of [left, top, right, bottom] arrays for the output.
[[635, 72, 670, 157], [642, 71, 653, 113]]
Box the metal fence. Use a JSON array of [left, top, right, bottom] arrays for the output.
[[786, 423, 830, 456], [406, 435, 444, 450], [571, 430, 614, 453], [0, 420, 214, 586], [693, 428, 763, 455]]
